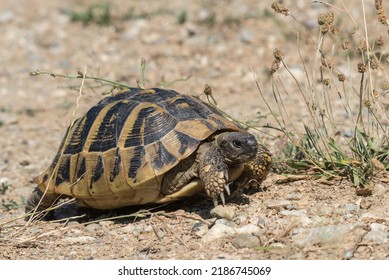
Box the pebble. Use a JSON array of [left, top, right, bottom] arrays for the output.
[[119, 224, 152, 236], [344, 204, 359, 214], [343, 250, 354, 259], [265, 199, 292, 209], [234, 214, 247, 225], [232, 233, 260, 248], [280, 210, 312, 226], [239, 28, 254, 43], [359, 212, 389, 223], [292, 223, 366, 248], [0, 177, 9, 185], [280, 210, 306, 216], [202, 223, 237, 243], [237, 224, 260, 235], [373, 184, 388, 196], [210, 205, 236, 220], [63, 236, 97, 245], [214, 218, 237, 227], [27, 227, 44, 235], [0, 10, 14, 23], [192, 222, 208, 237], [286, 192, 303, 201], [363, 223, 388, 243], [343, 130, 354, 138], [155, 229, 166, 239], [85, 223, 101, 233]]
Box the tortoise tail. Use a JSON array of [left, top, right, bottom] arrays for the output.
[[25, 187, 59, 216]]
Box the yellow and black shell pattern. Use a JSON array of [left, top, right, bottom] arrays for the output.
[[34, 88, 244, 209]]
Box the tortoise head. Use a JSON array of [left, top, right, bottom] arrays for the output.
[[215, 131, 258, 164]]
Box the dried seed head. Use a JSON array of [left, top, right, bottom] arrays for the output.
[[322, 78, 330, 86], [337, 73, 346, 82], [330, 25, 340, 36], [370, 56, 379, 70], [377, 8, 389, 26], [358, 62, 366, 73], [325, 11, 335, 25], [321, 23, 330, 35], [363, 99, 372, 108], [270, 60, 281, 74], [358, 39, 368, 52], [204, 84, 212, 96], [376, 36, 385, 46], [273, 48, 284, 61], [318, 14, 326, 25], [375, 0, 383, 10], [321, 57, 334, 70], [375, 0, 388, 25], [271, 2, 289, 16], [341, 39, 349, 50]]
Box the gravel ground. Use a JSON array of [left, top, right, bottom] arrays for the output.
[[1, 0, 389, 260]]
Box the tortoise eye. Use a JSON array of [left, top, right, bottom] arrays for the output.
[[232, 140, 243, 148]]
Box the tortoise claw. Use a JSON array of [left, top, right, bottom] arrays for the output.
[[219, 192, 226, 206], [224, 183, 231, 196], [213, 197, 218, 207]]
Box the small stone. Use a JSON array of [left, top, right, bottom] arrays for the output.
[[192, 222, 209, 237], [286, 192, 303, 200], [210, 205, 236, 220], [271, 242, 286, 248], [155, 229, 166, 239], [360, 198, 372, 210], [280, 210, 312, 226], [344, 204, 360, 214], [237, 224, 260, 235], [234, 214, 247, 225], [363, 223, 388, 243], [202, 223, 237, 243], [63, 236, 97, 245], [373, 184, 388, 196], [28, 227, 44, 235], [239, 28, 254, 43], [343, 130, 353, 138], [120, 224, 151, 236], [0, 177, 9, 185], [280, 210, 306, 216], [232, 233, 260, 248], [0, 10, 14, 23], [256, 216, 267, 228], [215, 218, 237, 227], [265, 199, 292, 209], [85, 223, 101, 233], [292, 223, 366, 248], [343, 250, 354, 259]]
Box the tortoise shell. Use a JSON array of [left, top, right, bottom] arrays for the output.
[[35, 88, 245, 209]]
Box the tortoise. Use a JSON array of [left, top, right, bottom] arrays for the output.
[[25, 87, 271, 214]]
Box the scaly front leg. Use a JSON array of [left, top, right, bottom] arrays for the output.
[[197, 143, 230, 206]]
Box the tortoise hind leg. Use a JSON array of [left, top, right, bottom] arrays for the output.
[[25, 187, 60, 216]]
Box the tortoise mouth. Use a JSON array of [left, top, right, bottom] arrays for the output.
[[225, 152, 256, 164]]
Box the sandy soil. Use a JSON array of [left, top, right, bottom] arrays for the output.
[[1, 0, 389, 260]]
